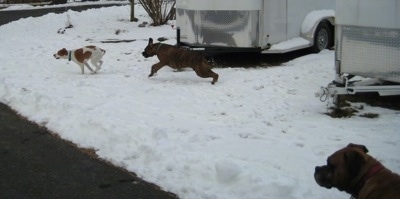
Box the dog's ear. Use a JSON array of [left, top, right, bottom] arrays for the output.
[[347, 143, 369, 153], [344, 150, 366, 179], [148, 38, 153, 46], [59, 48, 68, 55]]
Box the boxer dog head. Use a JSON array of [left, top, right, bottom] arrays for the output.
[[142, 38, 156, 58], [314, 143, 370, 193]]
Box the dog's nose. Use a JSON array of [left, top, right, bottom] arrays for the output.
[[315, 166, 321, 172], [315, 166, 326, 174]]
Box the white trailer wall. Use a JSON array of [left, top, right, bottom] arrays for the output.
[[176, 0, 262, 48], [177, 0, 335, 51], [262, 0, 335, 49], [336, 0, 400, 83], [336, 0, 400, 29]]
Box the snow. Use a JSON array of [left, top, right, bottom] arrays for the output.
[[269, 37, 310, 51], [1, 4, 399, 199]]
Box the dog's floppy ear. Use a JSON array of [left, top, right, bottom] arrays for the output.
[[148, 38, 153, 46], [344, 150, 366, 179], [58, 48, 68, 55], [347, 143, 369, 153]]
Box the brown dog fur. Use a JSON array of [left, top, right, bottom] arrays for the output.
[[142, 38, 219, 84], [314, 143, 400, 199]]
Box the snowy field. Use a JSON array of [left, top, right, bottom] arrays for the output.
[[0, 4, 399, 199]]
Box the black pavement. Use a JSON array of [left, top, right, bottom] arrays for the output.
[[0, 103, 178, 199]]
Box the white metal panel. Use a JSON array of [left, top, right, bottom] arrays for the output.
[[262, 0, 287, 46], [336, 0, 400, 29], [176, 8, 261, 47], [339, 25, 400, 83], [176, 0, 262, 11]]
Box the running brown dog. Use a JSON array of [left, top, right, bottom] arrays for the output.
[[314, 143, 400, 199], [142, 38, 219, 84]]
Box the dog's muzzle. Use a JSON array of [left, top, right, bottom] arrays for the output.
[[142, 51, 152, 58], [314, 166, 333, 189], [53, 54, 60, 59]]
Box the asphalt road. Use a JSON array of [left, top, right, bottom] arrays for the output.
[[0, 103, 178, 199], [0, 4, 178, 199]]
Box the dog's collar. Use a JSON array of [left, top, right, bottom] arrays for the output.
[[68, 51, 72, 61], [155, 43, 164, 54], [350, 163, 384, 199]]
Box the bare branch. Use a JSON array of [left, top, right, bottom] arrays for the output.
[[138, 0, 175, 26]]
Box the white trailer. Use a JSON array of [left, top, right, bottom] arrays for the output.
[[176, 0, 335, 54], [316, 0, 400, 104]]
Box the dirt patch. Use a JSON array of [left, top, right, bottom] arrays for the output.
[[326, 107, 358, 118], [341, 93, 400, 111], [327, 93, 400, 118]]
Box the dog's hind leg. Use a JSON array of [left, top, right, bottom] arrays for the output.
[[194, 67, 219, 85], [91, 60, 102, 73], [96, 60, 103, 72], [149, 62, 166, 77], [210, 71, 219, 85], [84, 62, 95, 73]]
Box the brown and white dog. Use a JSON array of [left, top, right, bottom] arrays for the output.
[[53, 46, 106, 74]]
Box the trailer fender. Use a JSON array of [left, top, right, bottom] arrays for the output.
[[301, 10, 335, 47]]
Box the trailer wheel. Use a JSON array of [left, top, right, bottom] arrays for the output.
[[310, 22, 331, 53]]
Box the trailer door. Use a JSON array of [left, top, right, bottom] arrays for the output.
[[263, 0, 287, 47]]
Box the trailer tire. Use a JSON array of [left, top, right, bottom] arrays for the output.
[[310, 22, 332, 53]]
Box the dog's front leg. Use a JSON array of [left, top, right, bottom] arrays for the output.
[[148, 62, 166, 77], [79, 64, 85, 74]]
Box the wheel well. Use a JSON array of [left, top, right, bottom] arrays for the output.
[[301, 15, 335, 48], [322, 19, 335, 48], [322, 19, 335, 47], [307, 19, 334, 53]]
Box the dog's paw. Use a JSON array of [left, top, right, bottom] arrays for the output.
[[148, 73, 157, 77]]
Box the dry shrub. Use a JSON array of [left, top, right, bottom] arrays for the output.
[[138, 0, 175, 26]]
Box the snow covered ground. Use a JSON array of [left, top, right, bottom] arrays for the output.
[[0, 4, 399, 199]]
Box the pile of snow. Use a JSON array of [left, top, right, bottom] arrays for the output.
[[0, 4, 399, 199]]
